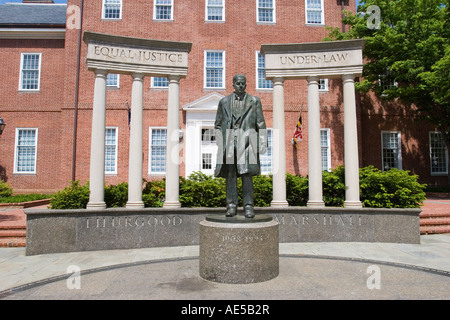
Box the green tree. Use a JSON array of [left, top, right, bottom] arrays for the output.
[[325, 0, 450, 183]]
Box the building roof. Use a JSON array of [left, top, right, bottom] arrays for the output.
[[0, 3, 67, 27]]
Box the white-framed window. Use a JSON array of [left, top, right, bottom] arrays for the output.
[[318, 79, 328, 91], [154, 0, 174, 21], [149, 127, 167, 174], [106, 73, 120, 88], [256, 51, 273, 90], [19, 53, 41, 91], [260, 129, 273, 175], [257, 0, 275, 23], [201, 127, 216, 175], [102, 0, 122, 20], [204, 50, 225, 89], [14, 128, 38, 174], [429, 132, 448, 175], [105, 127, 118, 174], [321, 128, 331, 171], [205, 0, 225, 22], [379, 70, 398, 93], [151, 77, 169, 88], [305, 0, 324, 25], [382, 131, 402, 171]]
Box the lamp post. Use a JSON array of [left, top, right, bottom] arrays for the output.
[[0, 118, 5, 135]]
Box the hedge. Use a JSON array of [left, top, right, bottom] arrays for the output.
[[49, 166, 427, 209]]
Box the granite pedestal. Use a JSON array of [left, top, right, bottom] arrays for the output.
[[199, 214, 279, 284]]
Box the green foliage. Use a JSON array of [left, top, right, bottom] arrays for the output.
[[47, 167, 426, 209], [252, 175, 273, 207], [0, 180, 13, 198], [49, 180, 90, 209], [179, 172, 226, 207], [286, 173, 308, 206], [104, 182, 129, 208], [0, 193, 52, 204], [360, 166, 427, 208], [142, 179, 165, 207], [324, 0, 450, 144], [322, 167, 345, 207]]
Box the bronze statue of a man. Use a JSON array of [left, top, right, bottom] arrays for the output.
[[214, 74, 267, 218]]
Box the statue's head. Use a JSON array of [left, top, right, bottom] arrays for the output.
[[233, 74, 247, 95]]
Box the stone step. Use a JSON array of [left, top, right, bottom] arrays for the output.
[[420, 212, 450, 219], [0, 237, 26, 247], [420, 225, 450, 235], [420, 218, 450, 226], [0, 229, 26, 238]]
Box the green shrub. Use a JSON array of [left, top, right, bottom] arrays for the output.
[[142, 179, 165, 207], [322, 167, 345, 207], [286, 173, 308, 206], [359, 166, 426, 208], [0, 180, 13, 198], [252, 175, 273, 207], [49, 180, 90, 209], [105, 182, 129, 208], [180, 172, 226, 207]]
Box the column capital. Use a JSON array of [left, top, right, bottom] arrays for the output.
[[168, 75, 181, 83], [131, 72, 145, 81], [307, 75, 319, 83], [342, 74, 355, 82], [94, 69, 108, 77], [272, 77, 284, 86]]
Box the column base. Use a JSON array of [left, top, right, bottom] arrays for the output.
[[307, 200, 325, 208], [163, 201, 181, 208], [344, 201, 363, 208], [126, 201, 145, 209], [270, 200, 289, 208], [86, 202, 106, 210]]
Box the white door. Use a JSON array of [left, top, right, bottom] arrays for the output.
[[200, 127, 217, 176]]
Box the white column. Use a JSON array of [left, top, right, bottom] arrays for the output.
[[307, 76, 325, 207], [163, 75, 181, 208], [271, 77, 289, 207], [343, 74, 362, 208], [126, 73, 145, 209], [87, 69, 107, 210]]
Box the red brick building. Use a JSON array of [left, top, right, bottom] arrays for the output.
[[0, 0, 447, 195]]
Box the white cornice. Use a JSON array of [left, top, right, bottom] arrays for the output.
[[0, 28, 65, 39]]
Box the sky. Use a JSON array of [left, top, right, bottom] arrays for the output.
[[0, 0, 363, 8]]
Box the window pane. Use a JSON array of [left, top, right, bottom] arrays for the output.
[[16, 129, 37, 173], [106, 74, 119, 87], [21, 54, 40, 90], [104, 0, 121, 19], [382, 132, 401, 170], [207, 0, 223, 21], [151, 129, 167, 173], [153, 77, 169, 88], [202, 153, 213, 170], [105, 128, 117, 173], [260, 129, 272, 173], [258, 0, 274, 22], [257, 52, 273, 89], [306, 0, 323, 24], [430, 132, 448, 174], [205, 51, 224, 88], [155, 0, 172, 20]]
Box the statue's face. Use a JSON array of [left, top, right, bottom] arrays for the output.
[[233, 76, 247, 95]]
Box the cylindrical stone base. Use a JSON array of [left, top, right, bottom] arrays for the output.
[[199, 215, 279, 284]]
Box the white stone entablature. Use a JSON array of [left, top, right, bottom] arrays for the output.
[[261, 39, 365, 79], [83, 31, 191, 78]]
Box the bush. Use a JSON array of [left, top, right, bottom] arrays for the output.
[[252, 175, 273, 207], [0, 180, 13, 198], [180, 172, 226, 207], [286, 173, 308, 206], [143, 179, 165, 207], [322, 167, 345, 207], [49, 180, 90, 209], [360, 166, 427, 208], [0, 193, 52, 204], [105, 182, 129, 208]]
